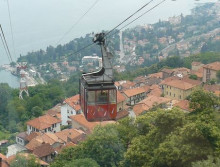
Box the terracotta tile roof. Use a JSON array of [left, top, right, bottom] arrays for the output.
[[26, 132, 41, 142], [33, 143, 55, 158], [25, 138, 42, 151], [55, 129, 84, 143], [191, 67, 203, 78], [161, 76, 201, 90], [203, 61, 220, 71], [148, 87, 162, 97], [26, 115, 61, 130], [64, 94, 81, 111], [46, 104, 61, 117], [117, 91, 126, 103], [174, 100, 192, 112], [139, 95, 171, 109], [133, 104, 149, 116], [26, 133, 63, 151], [69, 114, 115, 133], [16, 132, 28, 140], [123, 87, 145, 97], [0, 153, 9, 167], [116, 110, 129, 120], [149, 72, 163, 79], [142, 85, 150, 92], [204, 84, 220, 93]]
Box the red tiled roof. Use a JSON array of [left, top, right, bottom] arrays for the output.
[[26, 115, 61, 130], [55, 129, 84, 143], [33, 143, 55, 158], [117, 91, 126, 103], [16, 132, 28, 140], [174, 100, 192, 112], [64, 94, 81, 111], [26, 132, 41, 142], [116, 110, 129, 120], [203, 61, 220, 71], [149, 72, 163, 79], [123, 87, 145, 97], [69, 114, 115, 133], [133, 104, 149, 116], [161, 76, 201, 90]]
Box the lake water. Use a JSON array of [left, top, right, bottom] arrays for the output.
[[0, 70, 19, 88], [0, 0, 218, 86]]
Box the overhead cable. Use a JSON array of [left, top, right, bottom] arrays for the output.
[[0, 25, 13, 62], [105, 0, 154, 37], [0, 30, 11, 63], [6, 0, 16, 57], [56, 0, 101, 45]]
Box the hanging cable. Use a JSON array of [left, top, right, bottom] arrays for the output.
[[6, 0, 16, 57], [107, 0, 167, 38], [67, 0, 166, 57], [105, 0, 154, 37], [0, 31, 11, 63], [56, 0, 101, 45], [0, 25, 13, 63]]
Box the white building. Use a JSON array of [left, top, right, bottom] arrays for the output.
[[26, 115, 61, 134], [61, 94, 82, 125]]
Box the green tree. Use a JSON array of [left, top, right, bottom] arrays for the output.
[[10, 155, 41, 167], [63, 158, 100, 167], [192, 156, 220, 167]]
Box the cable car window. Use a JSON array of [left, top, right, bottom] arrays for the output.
[[87, 91, 95, 105], [96, 90, 108, 104], [109, 89, 116, 103]]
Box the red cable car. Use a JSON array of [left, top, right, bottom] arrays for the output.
[[80, 33, 117, 122]]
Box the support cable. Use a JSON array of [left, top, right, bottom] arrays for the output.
[[56, 0, 101, 45], [0, 25, 13, 63]]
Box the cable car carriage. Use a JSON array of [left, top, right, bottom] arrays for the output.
[[80, 33, 117, 122]]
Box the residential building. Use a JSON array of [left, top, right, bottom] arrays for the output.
[[161, 76, 201, 100], [69, 114, 115, 134], [191, 62, 204, 71], [202, 61, 220, 82], [174, 100, 192, 112], [26, 115, 61, 134], [16, 132, 28, 146], [33, 143, 56, 163], [133, 95, 172, 116], [123, 87, 146, 105], [61, 94, 81, 125]]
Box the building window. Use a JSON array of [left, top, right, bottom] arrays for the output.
[[170, 92, 171, 96], [71, 111, 73, 114], [170, 86, 171, 89], [179, 95, 181, 99], [166, 91, 168, 95], [167, 85, 168, 88], [174, 94, 175, 97]]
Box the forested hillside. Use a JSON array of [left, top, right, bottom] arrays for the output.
[[51, 89, 220, 167]]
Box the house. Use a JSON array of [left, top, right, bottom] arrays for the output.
[[69, 114, 115, 134], [61, 94, 81, 125], [161, 76, 201, 100], [133, 95, 172, 116], [33, 143, 56, 163], [174, 100, 192, 112], [161, 68, 190, 79], [16, 132, 28, 146], [25, 133, 63, 152], [55, 129, 86, 144], [115, 80, 136, 91], [202, 62, 220, 83], [123, 87, 146, 106], [26, 115, 61, 134], [203, 84, 220, 96]]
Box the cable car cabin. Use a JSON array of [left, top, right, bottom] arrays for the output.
[[80, 33, 117, 122]]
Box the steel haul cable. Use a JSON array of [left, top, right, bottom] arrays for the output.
[[0, 30, 11, 63]]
